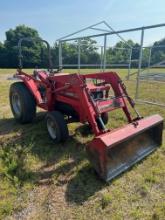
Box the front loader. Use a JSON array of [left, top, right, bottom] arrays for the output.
[[9, 38, 163, 181]]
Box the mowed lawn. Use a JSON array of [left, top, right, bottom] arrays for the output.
[[0, 68, 165, 220]]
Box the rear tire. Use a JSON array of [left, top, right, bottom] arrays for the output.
[[9, 82, 36, 123], [46, 111, 69, 143]]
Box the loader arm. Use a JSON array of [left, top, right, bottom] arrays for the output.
[[83, 72, 163, 181]]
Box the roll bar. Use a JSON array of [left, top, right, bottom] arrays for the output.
[[18, 37, 53, 71]]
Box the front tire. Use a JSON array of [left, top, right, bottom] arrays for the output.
[[46, 111, 69, 143], [9, 82, 36, 123]]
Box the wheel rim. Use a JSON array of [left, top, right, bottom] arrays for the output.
[[12, 93, 21, 116], [47, 117, 57, 139]]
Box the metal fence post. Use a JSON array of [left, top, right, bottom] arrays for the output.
[[59, 41, 62, 71], [148, 47, 152, 73], [135, 29, 144, 99], [78, 39, 81, 73], [100, 46, 104, 72], [127, 48, 133, 80], [103, 35, 107, 72]]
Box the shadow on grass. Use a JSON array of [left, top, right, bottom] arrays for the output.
[[0, 112, 46, 136], [33, 157, 105, 204], [75, 123, 93, 137], [1, 113, 164, 204], [1, 112, 165, 204], [65, 165, 105, 205], [0, 114, 105, 203]]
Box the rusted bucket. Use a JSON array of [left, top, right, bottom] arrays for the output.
[[86, 114, 163, 181]]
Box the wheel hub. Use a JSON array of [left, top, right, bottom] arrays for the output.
[[12, 93, 21, 116], [47, 118, 57, 139]]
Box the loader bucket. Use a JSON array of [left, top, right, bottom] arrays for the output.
[[86, 114, 163, 182]]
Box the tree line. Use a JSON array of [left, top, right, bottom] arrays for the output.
[[0, 25, 165, 68]]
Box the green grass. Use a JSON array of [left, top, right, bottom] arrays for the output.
[[0, 68, 165, 219]]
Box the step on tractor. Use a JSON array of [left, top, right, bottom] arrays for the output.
[[9, 38, 163, 181]]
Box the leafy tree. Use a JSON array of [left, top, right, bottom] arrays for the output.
[[151, 38, 165, 65], [1, 24, 165, 69], [50, 42, 59, 68], [4, 25, 43, 68], [61, 42, 78, 65], [79, 38, 100, 64], [57, 38, 100, 67], [107, 40, 133, 65], [0, 42, 8, 67]]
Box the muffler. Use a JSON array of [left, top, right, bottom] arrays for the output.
[[86, 114, 163, 181]]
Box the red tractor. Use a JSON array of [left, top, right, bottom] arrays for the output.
[[9, 38, 163, 181]]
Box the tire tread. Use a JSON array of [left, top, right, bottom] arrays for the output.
[[9, 82, 36, 123]]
